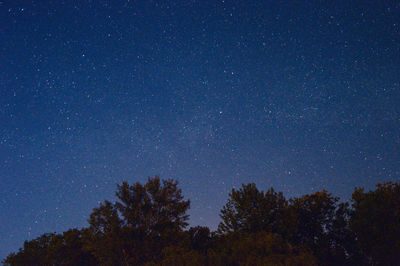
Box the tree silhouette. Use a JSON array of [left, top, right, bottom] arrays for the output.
[[289, 190, 353, 265], [4, 178, 400, 266], [84, 176, 190, 264], [217, 183, 287, 236], [351, 182, 400, 265], [3, 230, 96, 265]]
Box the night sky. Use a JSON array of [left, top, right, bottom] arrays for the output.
[[1, 0, 399, 259]]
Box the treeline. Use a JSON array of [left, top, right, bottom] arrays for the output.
[[3, 177, 400, 265]]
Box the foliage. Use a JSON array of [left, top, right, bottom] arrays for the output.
[[84, 176, 190, 265], [209, 231, 317, 266], [289, 191, 354, 265], [3, 230, 96, 265], [218, 184, 288, 236], [4, 177, 400, 266], [351, 182, 400, 265]]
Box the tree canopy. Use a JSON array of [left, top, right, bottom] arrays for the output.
[[350, 182, 400, 265], [4, 177, 400, 266], [84, 176, 190, 265]]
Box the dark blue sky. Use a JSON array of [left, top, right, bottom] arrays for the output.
[[1, 0, 399, 259]]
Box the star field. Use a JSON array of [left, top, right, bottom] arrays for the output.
[[1, 0, 399, 259]]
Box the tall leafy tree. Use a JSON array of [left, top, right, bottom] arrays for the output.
[[350, 182, 400, 265], [289, 190, 353, 265], [217, 183, 288, 235], [115, 176, 190, 235], [84, 200, 126, 265], [84, 176, 190, 264]]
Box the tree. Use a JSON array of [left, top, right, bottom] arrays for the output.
[[84, 176, 190, 264], [217, 183, 288, 236], [48, 229, 97, 265], [289, 190, 353, 265], [3, 233, 55, 265], [3, 230, 96, 266], [83, 200, 125, 265], [115, 176, 190, 235], [350, 182, 400, 265]]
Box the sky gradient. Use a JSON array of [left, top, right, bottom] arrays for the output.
[[1, 0, 399, 259]]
